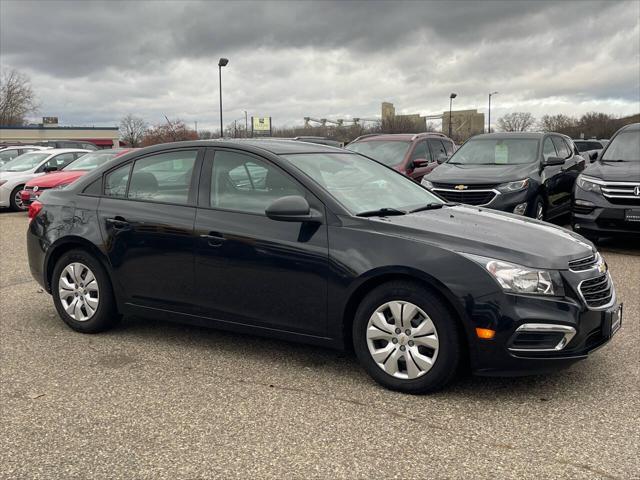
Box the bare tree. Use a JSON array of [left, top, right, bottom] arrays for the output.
[[119, 114, 147, 147], [497, 112, 536, 132], [141, 118, 198, 146], [0, 69, 38, 126], [538, 114, 578, 134]]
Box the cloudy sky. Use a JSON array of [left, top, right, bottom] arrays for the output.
[[1, 0, 639, 132]]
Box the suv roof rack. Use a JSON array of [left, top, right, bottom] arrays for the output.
[[350, 133, 381, 143], [410, 132, 449, 141]]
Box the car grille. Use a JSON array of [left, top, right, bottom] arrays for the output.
[[433, 189, 497, 205], [579, 274, 613, 309], [600, 181, 640, 205], [568, 254, 598, 272], [24, 186, 49, 193]]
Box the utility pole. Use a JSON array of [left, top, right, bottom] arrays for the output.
[[243, 110, 248, 138], [488, 91, 498, 133], [448, 93, 457, 138], [218, 58, 229, 138]]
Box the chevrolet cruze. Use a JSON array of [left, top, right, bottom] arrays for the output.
[[27, 140, 621, 393]]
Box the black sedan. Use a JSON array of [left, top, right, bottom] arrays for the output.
[[422, 132, 586, 221], [27, 140, 621, 393]]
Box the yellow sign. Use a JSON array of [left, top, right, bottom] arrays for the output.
[[252, 117, 271, 132]]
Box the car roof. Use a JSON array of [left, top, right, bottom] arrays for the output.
[[0, 145, 48, 150], [471, 132, 547, 140], [351, 133, 450, 142], [133, 139, 347, 156], [619, 122, 639, 132], [35, 148, 91, 155]]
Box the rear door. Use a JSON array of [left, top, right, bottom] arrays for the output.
[[193, 148, 329, 336], [551, 136, 578, 213], [97, 148, 203, 311]]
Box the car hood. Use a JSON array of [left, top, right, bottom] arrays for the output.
[[582, 160, 640, 182], [25, 170, 87, 188], [368, 205, 593, 270], [425, 162, 536, 184]]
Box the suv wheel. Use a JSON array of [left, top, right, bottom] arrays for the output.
[[353, 281, 461, 393], [51, 250, 120, 333], [532, 195, 545, 221], [9, 185, 26, 211]]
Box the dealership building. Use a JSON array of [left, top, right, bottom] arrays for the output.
[[0, 122, 120, 148]]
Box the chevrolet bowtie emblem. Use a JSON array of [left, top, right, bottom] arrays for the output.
[[634, 186, 640, 196], [454, 184, 468, 190]]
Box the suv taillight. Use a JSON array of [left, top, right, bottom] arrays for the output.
[[28, 201, 43, 222]]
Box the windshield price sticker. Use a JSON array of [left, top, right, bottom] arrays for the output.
[[495, 144, 509, 164]]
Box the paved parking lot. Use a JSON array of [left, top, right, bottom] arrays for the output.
[[1, 210, 638, 479]]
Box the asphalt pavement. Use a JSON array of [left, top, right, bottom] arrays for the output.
[[1, 210, 638, 479]]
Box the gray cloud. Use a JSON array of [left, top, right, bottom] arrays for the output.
[[1, 0, 638, 130]]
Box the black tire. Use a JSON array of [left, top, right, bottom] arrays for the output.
[[51, 249, 120, 333], [531, 195, 545, 221], [9, 185, 26, 211], [352, 281, 461, 394]]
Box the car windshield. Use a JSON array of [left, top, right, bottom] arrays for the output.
[[64, 151, 118, 171], [447, 138, 540, 165], [346, 140, 411, 167], [0, 152, 50, 172], [601, 131, 640, 162], [282, 152, 442, 214]]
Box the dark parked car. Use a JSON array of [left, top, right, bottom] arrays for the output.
[[573, 139, 607, 162], [572, 123, 640, 241], [27, 140, 620, 393], [346, 132, 455, 182], [422, 132, 586, 220]]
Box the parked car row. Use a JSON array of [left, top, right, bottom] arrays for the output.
[[26, 136, 624, 393]]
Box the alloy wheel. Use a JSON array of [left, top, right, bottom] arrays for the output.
[[58, 262, 100, 321], [536, 203, 544, 220], [14, 190, 25, 210], [366, 300, 439, 379]]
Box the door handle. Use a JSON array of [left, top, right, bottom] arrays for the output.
[[200, 232, 225, 247], [106, 217, 130, 230]]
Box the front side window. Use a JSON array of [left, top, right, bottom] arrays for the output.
[[346, 140, 411, 167], [551, 137, 571, 159], [543, 138, 557, 160], [602, 131, 640, 162], [40, 153, 77, 172], [210, 151, 303, 214], [0, 152, 50, 172], [449, 138, 540, 165], [283, 152, 442, 214], [0, 150, 20, 163], [128, 150, 197, 204], [427, 139, 447, 160]]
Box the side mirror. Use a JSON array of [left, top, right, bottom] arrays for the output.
[[436, 154, 449, 164], [542, 156, 565, 167], [590, 151, 598, 161], [265, 195, 322, 223], [412, 158, 429, 168], [43, 165, 58, 172]]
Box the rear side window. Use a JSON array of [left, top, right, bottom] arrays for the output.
[[127, 150, 197, 205], [543, 138, 557, 160], [427, 139, 447, 160], [409, 142, 430, 162], [104, 163, 131, 198], [83, 177, 102, 195], [551, 137, 571, 159], [0, 150, 20, 162], [442, 140, 454, 155]]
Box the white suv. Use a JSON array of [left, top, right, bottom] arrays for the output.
[[0, 149, 89, 211]]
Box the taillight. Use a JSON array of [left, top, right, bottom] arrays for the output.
[[28, 201, 43, 222]]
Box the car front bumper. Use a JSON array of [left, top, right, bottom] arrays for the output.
[[468, 290, 620, 376], [0, 184, 12, 207], [572, 187, 640, 237]]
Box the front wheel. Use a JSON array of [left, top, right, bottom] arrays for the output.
[[352, 281, 461, 393], [51, 249, 120, 333], [531, 195, 545, 221], [9, 185, 26, 211]]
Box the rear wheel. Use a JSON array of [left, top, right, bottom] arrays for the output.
[[352, 281, 461, 393], [51, 250, 120, 333], [9, 185, 26, 211]]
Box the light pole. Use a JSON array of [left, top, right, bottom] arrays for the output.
[[218, 58, 229, 138], [488, 91, 498, 133], [448, 93, 457, 138], [243, 110, 248, 138]]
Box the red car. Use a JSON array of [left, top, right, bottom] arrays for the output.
[[346, 132, 456, 182], [21, 149, 132, 206]]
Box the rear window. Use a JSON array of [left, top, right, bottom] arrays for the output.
[[346, 140, 411, 167]]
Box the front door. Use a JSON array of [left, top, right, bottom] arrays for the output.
[[194, 148, 329, 336], [97, 148, 202, 310]]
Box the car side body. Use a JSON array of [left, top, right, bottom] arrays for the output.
[[27, 140, 619, 392]]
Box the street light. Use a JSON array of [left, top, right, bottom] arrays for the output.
[[218, 57, 229, 138], [448, 93, 457, 138], [488, 91, 498, 133]]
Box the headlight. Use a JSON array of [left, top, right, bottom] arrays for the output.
[[51, 183, 70, 190], [421, 179, 434, 189], [576, 175, 602, 193], [461, 253, 560, 296], [497, 178, 529, 193]]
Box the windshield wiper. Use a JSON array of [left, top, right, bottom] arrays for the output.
[[408, 203, 447, 213], [600, 159, 626, 162], [356, 207, 407, 217]]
